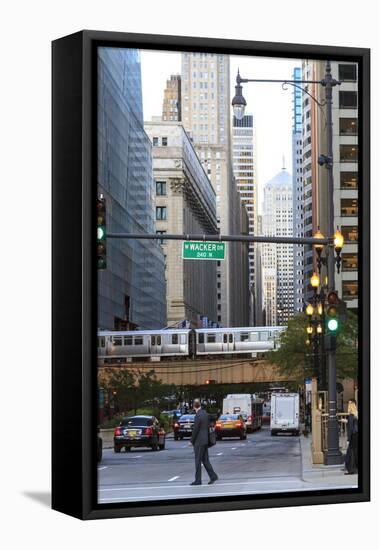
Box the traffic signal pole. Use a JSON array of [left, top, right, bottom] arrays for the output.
[[323, 61, 343, 465]]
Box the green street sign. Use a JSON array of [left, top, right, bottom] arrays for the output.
[[182, 241, 226, 260]]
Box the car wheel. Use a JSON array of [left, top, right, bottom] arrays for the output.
[[174, 435, 179, 441], [271, 430, 277, 436], [216, 436, 222, 441], [180, 436, 183, 440], [125, 447, 131, 452], [114, 446, 121, 453]]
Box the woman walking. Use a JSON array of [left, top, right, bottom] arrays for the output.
[[344, 399, 358, 475]]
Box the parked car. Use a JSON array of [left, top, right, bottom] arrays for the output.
[[215, 414, 247, 440], [114, 415, 166, 452], [173, 414, 196, 440]]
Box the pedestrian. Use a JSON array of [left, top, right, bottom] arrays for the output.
[[344, 399, 358, 475], [189, 399, 218, 486]]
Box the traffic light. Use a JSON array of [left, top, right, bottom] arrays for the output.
[[97, 197, 106, 270], [326, 290, 339, 333]]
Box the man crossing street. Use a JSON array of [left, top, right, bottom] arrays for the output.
[[190, 399, 218, 486]]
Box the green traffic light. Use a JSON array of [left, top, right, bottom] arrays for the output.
[[327, 318, 338, 332], [97, 227, 105, 240]]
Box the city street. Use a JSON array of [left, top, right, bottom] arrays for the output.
[[98, 426, 357, 503]]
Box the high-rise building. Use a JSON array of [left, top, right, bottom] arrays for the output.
[[262, 169, 294, 325], [181, 52, 249, 327], [144, 120, 218, 327], [292, 68, 304, 312], [97, 47, 166, 330], [302, 60, 358, 312], [162, 74, 181, 122], [232, 114, 258, 324]]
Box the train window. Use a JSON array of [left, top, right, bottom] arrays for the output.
[[172, 334, 178, 344], [134, 337, 143, 345], [250, 332, 259, 341], [124, 336, 133, 346], [180, 334, 187, 344], [98, 337, 105, 347], [151, 336, 155, 345], [198, 333, 204, 344], [223, 334, 227, 343], [240, 332, 249, 341], [157, 336, 161, 345], [207, 334, 216, 343], [112, 336, 122, 346], [229, 334, 233, 343]]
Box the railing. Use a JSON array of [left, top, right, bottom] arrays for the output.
[[321, 412, 349, 453]]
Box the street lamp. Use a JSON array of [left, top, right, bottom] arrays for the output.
[[314, 227, 325, 272], [334, 227, 344, 273], [231, 70, 247, 120], [310, 272, 320, 289]]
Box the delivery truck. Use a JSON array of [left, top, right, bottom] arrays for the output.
[[270, 392, 300, 436], [222, 394, 263, 432]]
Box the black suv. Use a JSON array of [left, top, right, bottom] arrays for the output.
[[114, 415, 166, 452]]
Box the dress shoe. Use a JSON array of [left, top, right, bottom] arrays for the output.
[[190, 481, 201, 485], [208, 476, 218, 485]]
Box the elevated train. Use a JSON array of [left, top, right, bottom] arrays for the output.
[[97, 326, 286, 363]]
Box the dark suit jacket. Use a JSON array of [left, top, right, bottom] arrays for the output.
[[191, 409, 209, 447]]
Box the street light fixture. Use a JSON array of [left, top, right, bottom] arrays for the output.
[[231, 71, 247, 120], [311, 272, 320, 289], [306, 303, 314, 317], [314, 227, 325, 272], [334, 226, 344, 273]]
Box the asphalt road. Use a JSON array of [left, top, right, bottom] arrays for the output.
[[98, 426, 356, 504]]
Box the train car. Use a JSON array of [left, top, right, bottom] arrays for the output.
[[194, 326, 285, 356], [97, 329, 192, 362]]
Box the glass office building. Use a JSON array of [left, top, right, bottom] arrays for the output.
[[97, 47, 166, 330]]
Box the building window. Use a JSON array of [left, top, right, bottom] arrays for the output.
[[156, 230, 166, 244], [341, 198, 358, 217], [339, 91, 357, 109], [340, 145, 358, 163], [342, 280, 358, 300], [342, 253, 358, 271], [156, 181, 166, 195], [161, 137, 168, 146], [341, 225, 358, 242], [153, 137, 159, 146], [156, 206, 167, 220], [338, 64, 357, 82], [340, 172, 358, 189], [340, 118, 358, 136]]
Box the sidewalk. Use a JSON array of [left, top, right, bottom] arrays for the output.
[[300, 435, 358, 486]]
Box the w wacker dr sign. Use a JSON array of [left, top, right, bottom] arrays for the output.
[[182, 241, 226, 260]]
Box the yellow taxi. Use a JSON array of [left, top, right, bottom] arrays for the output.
[[215, 414, 247, 440]]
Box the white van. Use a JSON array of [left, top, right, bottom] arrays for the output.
[[270, 393, 300, 436]]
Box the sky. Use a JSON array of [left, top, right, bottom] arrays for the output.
[[140, 50, 301, 213]]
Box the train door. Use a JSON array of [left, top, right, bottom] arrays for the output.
[[150, 334, 162, 355], [222, 332, 234, 352]]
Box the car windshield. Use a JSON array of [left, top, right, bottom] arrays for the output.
[[120, 417, 153, 427], [179, 415, 195, 421], [220, 414, 239, 420]]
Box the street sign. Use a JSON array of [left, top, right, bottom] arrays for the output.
[[182, 241, 226, 260]]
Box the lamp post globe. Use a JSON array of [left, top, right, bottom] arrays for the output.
[[232, 72, 246, 120]]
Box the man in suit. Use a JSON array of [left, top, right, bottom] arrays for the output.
[[190, 399, 218, 486]]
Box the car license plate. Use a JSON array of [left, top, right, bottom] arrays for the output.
[[126, 430, 137, 437], [224, 423, 233, 428]]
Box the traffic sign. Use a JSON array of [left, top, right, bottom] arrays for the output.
[[182, 241, 226, 260]]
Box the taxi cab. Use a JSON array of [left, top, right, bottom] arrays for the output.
[[215, 414, 247, 440]]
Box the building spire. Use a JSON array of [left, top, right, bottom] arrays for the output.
[[282, 155, 286, 170]]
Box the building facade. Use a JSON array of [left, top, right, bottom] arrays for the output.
[[180, 52, 249, 326], [144, 121, 218, 327], [162, 74, 181, 122], [261, 170, 294, 326], [97, 47, 166, 330], [232, 114, 258, 324], [292, 67, 304, 313], [302, 60, 358, 312]]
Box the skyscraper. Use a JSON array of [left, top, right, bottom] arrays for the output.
[[181, 52, 248, 326], [162, 74, 181, 121], [292, 68, 304, 312], [97, 47, 166, 330], [262, 169, 294, 326], [232, 114, 258, 324]]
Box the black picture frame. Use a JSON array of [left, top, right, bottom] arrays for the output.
[[52, 30, 370, 520]]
